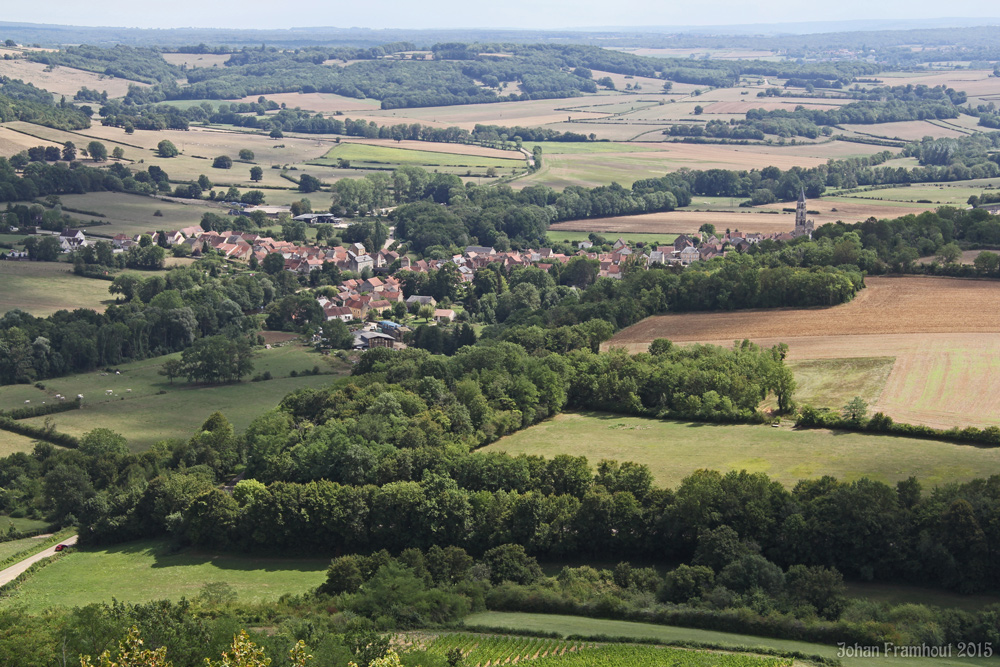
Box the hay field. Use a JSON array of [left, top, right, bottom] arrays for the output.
[[877, 69, 1000, 102], [606, 276, 1000, 428], [0, 59, 145, 98], [0, 126, 62, 155], [704, 99, 842, 114], [757, 198, 937, 224], [339, 137, 521, 159], [0, 261, 114, 317]]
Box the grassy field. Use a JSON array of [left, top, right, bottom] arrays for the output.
[[0, 261, 115, 316], [43, 191, 220, 237], [315, 142, 526, 169], [0, 516, 49, 534], [780, 357, 896, 412], [6, 342, 349, 450], [0, 429, 40, 457], [0, 534, 56, 562], [4, 539, 329, 612], [463, 612, 1000, 667], [606, 276, 1000, 429], [481, 412, 1000, 488], [547, 230, 678, 246]]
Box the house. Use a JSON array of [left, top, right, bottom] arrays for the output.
[[359, 277, 384, 293], [179, 225, 204, 239], [59, 229, 87, 252], [674, 234, 696, 251], [465, 245, 496, 256], [344, 298, 369, 320], [433, 308, 456, 322], [354, 331, 396, 350], [242, 205, 291, 218], [612, 238, 628, 251], [406, 295, 437, 308], [323, 305, 353, 322], [577, 241, 594, 249], [978, 203, 1000, 215], [351, 254, 374, 274], [679, 246, 700, 265], [111, 234, 131, 249]]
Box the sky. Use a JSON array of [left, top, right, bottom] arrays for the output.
[[7, 0, 1000, 31]]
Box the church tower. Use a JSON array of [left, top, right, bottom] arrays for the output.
[[794, 187, 813, 237]]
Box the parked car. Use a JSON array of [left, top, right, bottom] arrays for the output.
[[54, 544, 68, 552]]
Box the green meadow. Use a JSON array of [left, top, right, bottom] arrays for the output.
[[481, 411, 1000, 488]]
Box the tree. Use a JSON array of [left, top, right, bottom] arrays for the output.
[[181, 336, 255, 384], [62, 141, 77, 161], [699, 223, 717, 237], [974, 250, 1000, 275], [269, 128, 283, 139], [87, 141, 107, 162], [213, 155, 233, 169], [79, 626, 172, 667], [249, 166, 263, 182], [156, 140, 178, 158], [111, 147, 124, 160], [299, 174, 322, 193], [238, 149, 255, 161], [937, 242, 961, 264], [159, 358, 184, 384], [694, 105, 704, 115], [262, 252, 285, 275], [418, 305, 434, 322], [842, 396, 868, 422]]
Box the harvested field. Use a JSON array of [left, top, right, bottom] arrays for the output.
[[840, 120, 969, 141], [162, 53, 230, 68], [236, 91, 381, 113], [757, 198, 938, 225], [335, 138, 523, 160], [0, 126, 62, 155], [703, 100, 842, 114], [607, 276, 1000, 428], [0, 59, 146, 98], [917, 250, 988, 265], [548, 211, 798, 235]]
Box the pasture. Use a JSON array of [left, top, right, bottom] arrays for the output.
[[9, 342, 350, 450], [547, 230, 678, 247], [0, 261, 115, 316], [314, 142, 525, 173], [0, 429, 41, 458], [4, 539, 329, 612], [464, 612, 1000, 667], [482, 412, 1000, 489], [606, 276, 1000, 429], [44, 191, 220, 237]]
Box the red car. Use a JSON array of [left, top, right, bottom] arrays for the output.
[[54, 544, 67, 552]]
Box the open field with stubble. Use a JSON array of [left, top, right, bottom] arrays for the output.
[[606, 276, 1000, 428], [4, 539, 328, 612], [482, 412, 1000, 489], [0, 261, 116, 316]]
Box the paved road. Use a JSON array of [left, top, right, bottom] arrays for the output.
[[0, 534, 77, 586]]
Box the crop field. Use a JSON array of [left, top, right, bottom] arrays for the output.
[[606, 276, 1000, 428], [833, 178, 1000, 207], [463, 612, 999, 667], [482, 412, 1000, 488], [340, 138, 522, 159], [41, 191, 220, 236], [0, 261, 115, 316], [4, 539, 329, 612], [703, 99, 843, 114], [756, 197, 937, 225], [0, 58, 145, 99], [0, 125, 63, 155], [13, 343, 348, 450], [315, 142, 527, 169], [876, 69, 1000, 104]]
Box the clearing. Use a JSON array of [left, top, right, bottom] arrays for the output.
[[0, 261, 115, 317], [5, 342, 350, 450], [3, 539, 328, 612], [606, 276, 1000, 428], [481, 412, 1000, 489]]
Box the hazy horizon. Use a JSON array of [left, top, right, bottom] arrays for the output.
[[6, 2, 1000, 32]]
